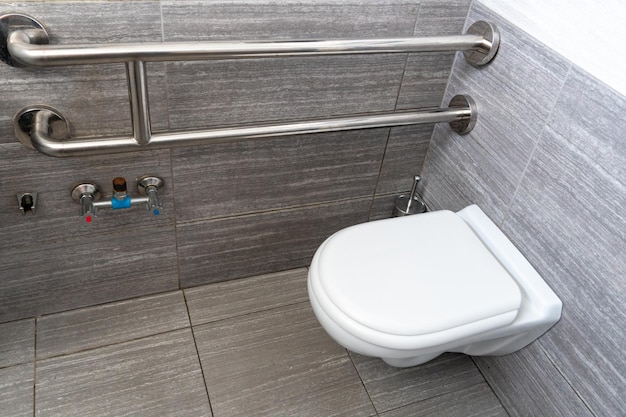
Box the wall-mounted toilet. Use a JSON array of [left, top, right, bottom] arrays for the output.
[[307, 205, 562, 367]]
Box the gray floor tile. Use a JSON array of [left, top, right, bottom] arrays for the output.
[[37, 291, 190, 359], [36, 329, 212, 417], [194, 302, 375, 417], [185, 268, 309, 326], [350, 352, 485, 414], [474, 343, 594, 417], [380, 382, 508, 417], [0, 363, 34, 417], [0, 319, 34, 367]]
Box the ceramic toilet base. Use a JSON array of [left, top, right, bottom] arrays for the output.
[[382, 353, 442, 367]]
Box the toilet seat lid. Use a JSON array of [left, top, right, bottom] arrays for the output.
[[316, 211, 522, 336]]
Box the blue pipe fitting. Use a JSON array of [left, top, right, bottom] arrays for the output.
[[111, 195, 132, 209]]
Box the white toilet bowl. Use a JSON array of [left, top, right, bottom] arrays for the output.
[[307, 205, 562, 367]]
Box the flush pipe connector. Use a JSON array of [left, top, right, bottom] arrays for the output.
[[71, 176, 163, 222]]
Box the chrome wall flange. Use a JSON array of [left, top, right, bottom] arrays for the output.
[[448, 95, 477, 134], [0, 13, 49, 66], [464, 20, 500, 67], [14, 105, 69, 150], [71, 183, 101, 204], [137, 176, 164, 194]]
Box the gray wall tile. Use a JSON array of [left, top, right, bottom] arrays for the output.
[[37, 291, 189, 359], [0, 145, 175, 247], [422, 4, 570, 222], [194, 302, 375, 417], [171, 130, 387, 222], [351, 352, 485, 413], [36, 328, 212, 417], [0, 0, 465, 324], [0, 363, 34, 417], [0, 319, 34, 367], [499, 67, 626, 417], [164, 55, 406, 130], [162, 0, 420, 41], [0, 145, 178, 321], [160, 1, 418, 130], [375, 125, 432, 196], [185, 268, 309, 326], [380, 382, 507, 417], [177, 198, 370, 287], [369, 193, 397, 221], [424, 3, 625, 416], [396, 52, 456, 109], [397, 0, 470, 109], [1, 224, 179, 322], [413, 0, 471, 37], [3, 2, 168, 142]]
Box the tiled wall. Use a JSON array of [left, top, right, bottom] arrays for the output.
[[0, 0, 470, 322], [424, 3, 625, 416]]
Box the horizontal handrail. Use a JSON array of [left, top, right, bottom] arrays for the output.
[[9, 34, 486, 66], [1, 15, 499, 67], [2, 13, 493, 157], [15, 95, 477, 157]]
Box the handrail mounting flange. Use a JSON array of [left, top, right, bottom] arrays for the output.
[[0, 13, 49, 66]]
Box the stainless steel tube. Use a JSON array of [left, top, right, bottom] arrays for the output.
[[1, 14, 499, 67], [8, 32, 490, 67], [126, 61, 152, 145], [18, 96, 475, 157]]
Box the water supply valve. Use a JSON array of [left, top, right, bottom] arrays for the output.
[[137, 176, 164, 216], [71, 183, 101, 222], [71, 176, 164, 222]]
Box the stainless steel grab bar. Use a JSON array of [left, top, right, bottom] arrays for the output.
[[1, 15, 499, 67], [15, 96, 477, 157], [1, 13, 496, 157]]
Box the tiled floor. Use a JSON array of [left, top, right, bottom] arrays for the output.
[[0, 268, 509, 417]]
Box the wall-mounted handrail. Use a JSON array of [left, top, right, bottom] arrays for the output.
[[15, 96, 477, 157], [1, 13, 497, 157], [11, 35, 488, 66], [1, 15, 499, 67]]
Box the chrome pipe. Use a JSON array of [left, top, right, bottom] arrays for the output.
[[126, 61, 152, 145], [15, 95, 476, 158], [8, 33, 488, 67], [149, 107, 471, 148], [93, 196, 149, 210], [1, 14, 499, 68]]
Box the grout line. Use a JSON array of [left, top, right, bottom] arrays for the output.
[[367, 128, 393, 221], [539, 344, 598, 417], [168, 147, 184, 291], [189, 298, 311, 330], [32, 318, 37, 417], [182, 290, 215, 417], [470, 356, 512, 417], [387, 0, 420, 116], [176, 194, 377, 226], [347, 351, 380, 416], [159, 1, 166, 43], [498, 62, 573, 228], [379, 380, 499, 416], [34, 323, 190, 362]]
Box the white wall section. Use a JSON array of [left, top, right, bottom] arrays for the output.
[[478, 0, 626, 95]]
